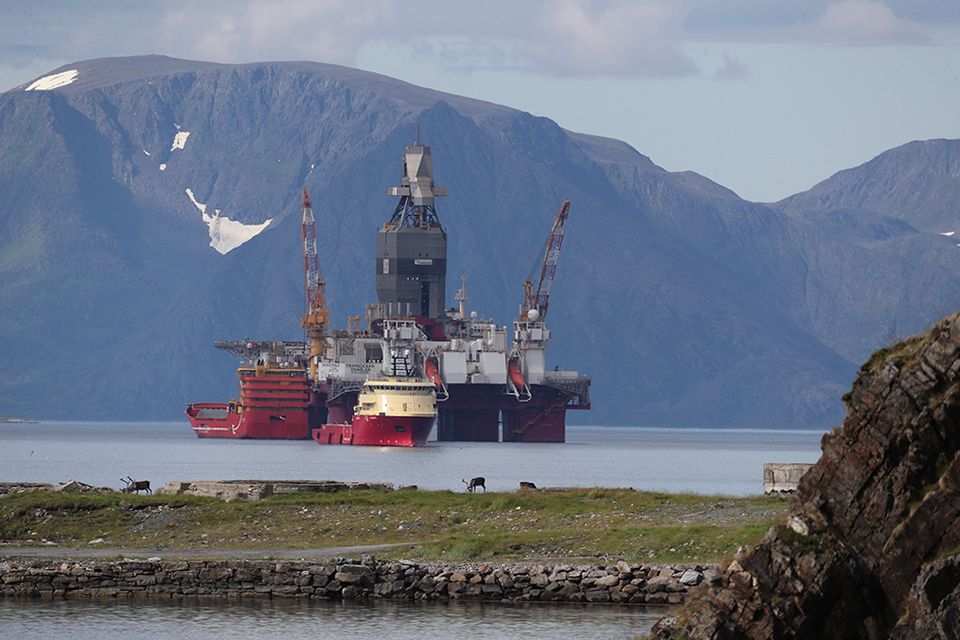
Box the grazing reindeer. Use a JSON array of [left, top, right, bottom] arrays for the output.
[[121, 476, 152, 495], [462, 476, 485, 493], [518, 481, 538, 491]]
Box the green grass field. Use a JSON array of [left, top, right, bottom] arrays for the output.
[[0, 489, 787, 563]]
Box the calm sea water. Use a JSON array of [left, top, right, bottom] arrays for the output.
[[0, 422, 822, 638], [0, 422, 823, 495], [1, 599, 666, 640]]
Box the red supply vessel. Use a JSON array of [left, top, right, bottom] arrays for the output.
[[186, 363, 311, 439]]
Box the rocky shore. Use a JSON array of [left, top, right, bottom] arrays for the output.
[[651, 313, 960, 639], [1, 556, 715, 604]]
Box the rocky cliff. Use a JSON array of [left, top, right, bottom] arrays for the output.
[[651, 313, 960, 639]]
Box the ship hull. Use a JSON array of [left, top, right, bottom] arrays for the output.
[[185, 403, 238, 438], [312, 414, 435, 447], [186, 403, 310, 439], [186, 368, 312, 439], [435, 383, 573, 443], [354, 414, 434, 446]]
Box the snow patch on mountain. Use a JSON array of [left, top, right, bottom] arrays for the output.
[[171, 131, 190, 151], [184, 188, 272, 254], [25, 70, 78, 91], [185, 188, 206, 214], [205, 214, 272, 255]]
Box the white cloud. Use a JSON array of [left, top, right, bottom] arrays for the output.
[[713, 52, 749, 82], [4, 0, 946, 92], [156, 0, 398, 64], [149, 0, 700, 78], [803, 0, 928, 44], [518, 0, 696, 77], [408, 37, 519, 74]]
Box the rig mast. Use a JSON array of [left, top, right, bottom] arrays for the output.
[[300, 188, 328, 369]]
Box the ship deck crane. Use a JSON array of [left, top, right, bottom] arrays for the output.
[[300, 188, 329, 376]]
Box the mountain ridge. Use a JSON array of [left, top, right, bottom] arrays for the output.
[[776, 138, 960, 234], [2, 55, 959, 427]]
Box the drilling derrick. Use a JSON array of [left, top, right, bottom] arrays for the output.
[[376, 140, 448, 319], [300, 188, 328, 375]]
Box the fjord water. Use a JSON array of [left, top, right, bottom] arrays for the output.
[[0, 422, 822, 494], [1, 422, 821, 638], [3, 599, 665, 640]]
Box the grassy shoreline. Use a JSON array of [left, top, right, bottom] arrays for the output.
[[0, 489, 786, 564]]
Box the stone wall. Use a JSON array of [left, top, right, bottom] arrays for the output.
[[0, 557, 716, 604]]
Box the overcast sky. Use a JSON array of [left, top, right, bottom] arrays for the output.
[[3, 0, 959, 201]]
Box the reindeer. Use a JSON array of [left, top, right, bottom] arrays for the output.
[[462, 476, 485, 493], [121, 476, 152, 495], [518, 481, 538, 491]]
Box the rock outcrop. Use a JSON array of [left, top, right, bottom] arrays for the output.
[[652, 313, 960, 639]]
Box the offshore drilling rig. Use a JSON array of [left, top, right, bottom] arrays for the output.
[[186, 140, 590, 444]]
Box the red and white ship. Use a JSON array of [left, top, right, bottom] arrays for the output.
[[312, 378, 436, 447]]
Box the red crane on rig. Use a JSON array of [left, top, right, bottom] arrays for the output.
[[521, 200, 571, 322], [300, 188, 329, 374], [508, 200, 572, 403]]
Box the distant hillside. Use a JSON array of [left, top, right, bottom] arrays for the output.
[[1, 55, 959, 427], [777, 138, 960, 235]]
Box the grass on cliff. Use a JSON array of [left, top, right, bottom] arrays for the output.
[[857, 312, 960, 378], [0, 489, 786, 564]]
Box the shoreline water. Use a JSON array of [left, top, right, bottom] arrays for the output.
[[4, 595, 668, 640], [0, 422, 823, 495]]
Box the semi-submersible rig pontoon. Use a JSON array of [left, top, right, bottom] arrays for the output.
[[186, 141, 591, 445]]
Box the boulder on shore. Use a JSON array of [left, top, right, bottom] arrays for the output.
[[652, 313, 960, 639]]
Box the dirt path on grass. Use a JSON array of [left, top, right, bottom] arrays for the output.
[[0, 542, 411, 561]]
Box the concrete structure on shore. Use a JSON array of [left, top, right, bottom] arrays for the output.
[[159, 480, 393, 501], [762, 463, 813, 494]]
